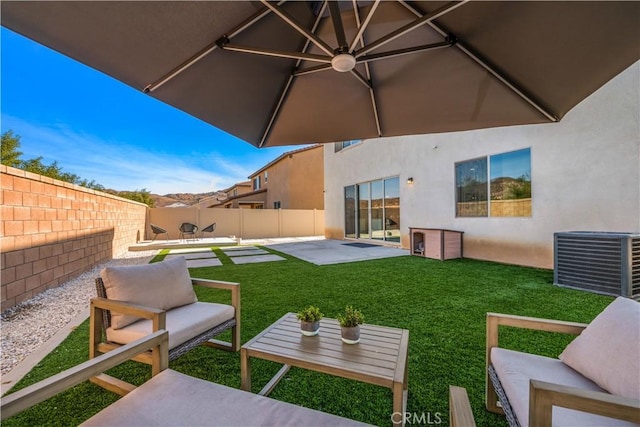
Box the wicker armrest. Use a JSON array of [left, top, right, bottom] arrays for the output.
[[529, 379, 640, 427], [1, 330, 169, 420]]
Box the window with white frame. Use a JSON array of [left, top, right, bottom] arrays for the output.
[[252, 176, 261, 191]]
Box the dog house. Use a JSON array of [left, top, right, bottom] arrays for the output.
[[409, 228, 463, 261]]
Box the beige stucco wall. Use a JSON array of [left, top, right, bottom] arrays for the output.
[[324, 62, 640, 269], [149, 207, 324, 240], [253, 145, 324, 210]]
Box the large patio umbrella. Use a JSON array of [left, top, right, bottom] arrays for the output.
[[2, 1, 639, 148]]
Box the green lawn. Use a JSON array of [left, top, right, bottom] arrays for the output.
[[3, 248, 613, 426]]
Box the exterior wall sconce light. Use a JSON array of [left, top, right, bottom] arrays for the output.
[[407, 177, 414, 184]]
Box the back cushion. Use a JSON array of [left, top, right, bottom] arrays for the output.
[[100, 257, 197, 329], [559, 297, 640, 399]]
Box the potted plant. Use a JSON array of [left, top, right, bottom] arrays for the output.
[[337, 305, 364, 344], [296, 305, 323, 336]]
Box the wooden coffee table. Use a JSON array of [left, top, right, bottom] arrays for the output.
[[241, 313, 409, 426]]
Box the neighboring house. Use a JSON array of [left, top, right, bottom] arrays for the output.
[[190, 192, 227, 209], [324, 62, 640, 269], [215, 145, 325, 210], [209, 181, 257, 209]]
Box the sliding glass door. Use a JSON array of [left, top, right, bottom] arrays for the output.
[[344, 176, 400, 243], [384, 177, 400, 243], [358, 183, 370, 239], [344, 186, 356, 238]]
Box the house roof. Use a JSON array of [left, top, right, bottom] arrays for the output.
[[248, 144, 322, 178], [220, 180, 251, 194]]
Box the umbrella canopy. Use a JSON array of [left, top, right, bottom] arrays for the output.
[[2, 1, 639, 148]]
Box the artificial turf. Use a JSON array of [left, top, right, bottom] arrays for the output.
[[2, 247, 613, 426]]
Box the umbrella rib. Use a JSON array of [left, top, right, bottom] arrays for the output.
[[353, 0, 382, 137], [357, 41, 451, 64], [144, 1, 285, 93], [328, 1, 348, 51], [221, 44, 332, 64], [349, 0, 380, 54], [350, 68, 372, 89], [260, 0, 335, 57], [355, 1, 467, 59], [294, 63, 334, 76], [397, 0, 558, 122], [259, 1, 328, 148]]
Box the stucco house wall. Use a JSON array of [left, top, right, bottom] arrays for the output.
[[251, 145, 324, 210], [324, 62, 639, 269]]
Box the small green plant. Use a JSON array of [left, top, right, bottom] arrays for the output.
[[296, 305, 323, 322], [337, 305, 364, 327]]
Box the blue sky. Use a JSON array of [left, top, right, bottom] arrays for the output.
[[1, 28, 306, 194]]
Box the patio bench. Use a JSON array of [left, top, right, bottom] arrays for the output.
[[1, 331, 369, 426], [486, 296, 640, 427]]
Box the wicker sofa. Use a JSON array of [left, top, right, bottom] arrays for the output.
[[1, 331, 369, 426], [486, 297, 640, 427]]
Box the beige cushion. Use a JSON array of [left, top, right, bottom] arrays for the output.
[[491, 347, 637, 427], [100, 257, 197, 329], [106, 302, 234, 349], [559, 297, 640, 400], [82, 369, 370, 426]]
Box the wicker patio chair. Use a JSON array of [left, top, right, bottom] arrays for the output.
[[179, 222, 198, 241], [90, 257, 240, 395], [201, 223, 216, 238], [150, 223, 169, 241]]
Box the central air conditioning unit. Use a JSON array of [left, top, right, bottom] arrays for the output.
[[554, 231, 640, 299]]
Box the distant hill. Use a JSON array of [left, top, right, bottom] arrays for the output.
[[490, 176, 530, 200], [150, 192, 221, 207]]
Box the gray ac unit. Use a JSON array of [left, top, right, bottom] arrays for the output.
[[554, 232, 640, 299]]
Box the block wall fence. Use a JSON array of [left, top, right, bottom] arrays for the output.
[[1, 165, 147, 311]]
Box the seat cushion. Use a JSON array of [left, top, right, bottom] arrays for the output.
[[491, 347, 638, 427], [101, 257, 197, 329], [559, 296, 640, 399], [106, 302, 234, 350], [82, 369, 370, 426]]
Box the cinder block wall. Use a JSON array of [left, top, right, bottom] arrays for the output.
[[1, 165, 147, 311]]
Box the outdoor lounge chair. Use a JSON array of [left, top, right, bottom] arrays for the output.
[[150, 223, 169, 241], [178, 222, 198, 241], [1, 331, 369, 426], [486, 297, 640, 427], [90, 256, 240, 395], [200, 222, 216, 238]]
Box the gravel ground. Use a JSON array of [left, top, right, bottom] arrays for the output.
[[1, 250, 158, 376]]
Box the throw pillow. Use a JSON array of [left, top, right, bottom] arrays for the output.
[[559, 296, 640, 399], [100, 256, 197, 329]]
